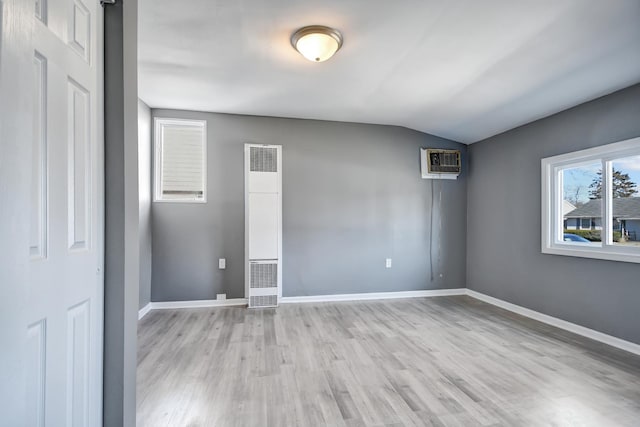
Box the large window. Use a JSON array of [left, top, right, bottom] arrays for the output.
[[154, 118, 207, 203], [542, 137, 640, 263]]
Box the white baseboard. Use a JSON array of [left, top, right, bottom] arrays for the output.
[[150, 298, 248, 310], [138, 303, 152, 320], [465, 289, 640, 356], [138, 299, 247, 319], [280, 288, 467, 304], [138, 298, 247, 320]]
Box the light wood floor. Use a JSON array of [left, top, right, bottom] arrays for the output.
[[137, 296, 640, 426]]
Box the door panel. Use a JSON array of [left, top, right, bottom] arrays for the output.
[[66, 299, 91, 426], [26, 319, 47, 427], [67, 77, 91, 251], [30, 52, 48, 260]]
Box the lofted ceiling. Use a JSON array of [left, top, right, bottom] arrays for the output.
[[138, 0, 640, 144]]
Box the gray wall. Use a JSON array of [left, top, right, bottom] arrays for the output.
[[467, 83, 640, 345], [104, 1, 139, 425], [138, 100, 152, 309], [151, 110, 467, 301]]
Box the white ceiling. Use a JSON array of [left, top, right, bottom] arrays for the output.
[[138, 0, 640, 144]]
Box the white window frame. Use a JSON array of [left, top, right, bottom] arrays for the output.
[[580, 218, 591, 230], [541, 136, 640, 264], [154, 118, 207, 203]]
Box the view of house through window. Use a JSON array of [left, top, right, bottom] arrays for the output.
[[561, 162, 602, 244], [611, 155, 640, 246], [542, 137, 640, 263], [560, 155, 639, 247]]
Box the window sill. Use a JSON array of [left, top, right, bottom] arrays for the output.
[[541, 244, 640, 264], [153, 198, 207, 204]]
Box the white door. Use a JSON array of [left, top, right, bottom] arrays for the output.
[[1, 0, 104, 425]]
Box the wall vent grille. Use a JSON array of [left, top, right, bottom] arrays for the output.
[[426, 149, 461, 174], [250, 147, 277, 172], [250, 295, 278, 308], [250, 263, 277, 288]]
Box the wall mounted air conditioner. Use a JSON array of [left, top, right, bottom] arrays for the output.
[[244, 144, 282, 308], [420, 148, 461, 180]]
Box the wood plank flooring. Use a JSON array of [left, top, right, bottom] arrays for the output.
[[137, 296, 640, 426]]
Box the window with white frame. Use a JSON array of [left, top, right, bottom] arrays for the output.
[[154, 118, 207, 202], [542, 136, 640, 263]]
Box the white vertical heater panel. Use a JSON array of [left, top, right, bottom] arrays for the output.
[[245, 144, 282, 308], [248, 193, 279, 259]]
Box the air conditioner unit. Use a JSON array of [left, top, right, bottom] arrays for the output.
[[245, 144, 282, 308], [420, 148, 461, 180]]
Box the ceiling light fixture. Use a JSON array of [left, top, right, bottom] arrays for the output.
[[291, 25, 343, 63]]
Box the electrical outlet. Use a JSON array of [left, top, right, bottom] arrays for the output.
[[217, 293, 226, 301], [385, 258, 392, 268], [218, 258, 226, 269]]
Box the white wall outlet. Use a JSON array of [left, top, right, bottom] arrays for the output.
[[217, 293, 226, 301], [218, 258, 226, 269], [385, 258, 392, 268]]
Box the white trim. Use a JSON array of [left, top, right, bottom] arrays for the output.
[[541, 137, 640, 165], [540, 245, 640, 264], [150, 298, 247, 310], [138, 303, 152, 320], [541, 136, 640, 264], [94, 9, 106, 426], [280, 288, 467, 304], [466, 289, 640, 356]]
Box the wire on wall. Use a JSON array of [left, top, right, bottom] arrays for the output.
[[429, 179, 443, 282]]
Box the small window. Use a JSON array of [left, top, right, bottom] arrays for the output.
[[154, 118, 206, 203], [541, 137, 640, 263]]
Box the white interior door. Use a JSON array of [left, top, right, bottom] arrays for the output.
[[27, 0, 104, 425]]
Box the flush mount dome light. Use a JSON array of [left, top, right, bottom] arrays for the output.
[[291, 25, 343, 62]]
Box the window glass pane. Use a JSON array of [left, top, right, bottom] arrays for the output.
[[561, 162, 601, 245], [610, 155, 640, 247]]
